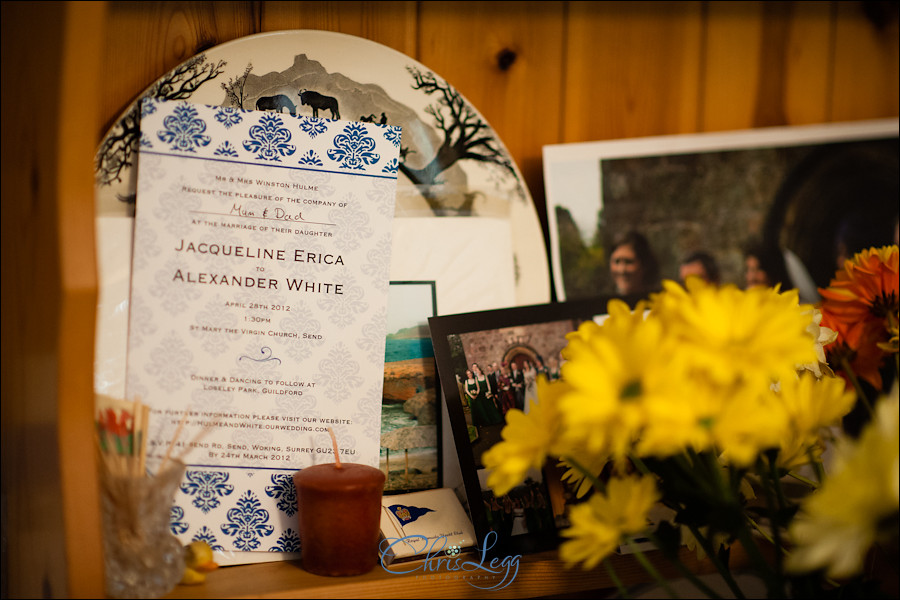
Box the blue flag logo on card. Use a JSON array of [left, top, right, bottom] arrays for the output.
[[389, 504, 434, 525]]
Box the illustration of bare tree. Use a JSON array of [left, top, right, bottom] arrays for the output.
[[222, 62, 253, 108], [95, 54, 226, 190], [402, 66, 519, 214]]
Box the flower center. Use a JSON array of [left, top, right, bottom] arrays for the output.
[[620, 380, 642, 401], [872, 291, 898, 319]]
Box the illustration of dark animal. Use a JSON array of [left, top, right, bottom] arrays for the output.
[[359, 114, 377, 123], [298, 89, 340, 120], [255, 94, 297, 116]]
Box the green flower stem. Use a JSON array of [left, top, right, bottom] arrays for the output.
[[728, 467, 745, 496], [562, 455, 607, 493], [735, 525, 782, 599], [627, 538, 680, 599], [687, 524, 746, 600], [771, 466, 789, 514], [893, 331, 899, 375], [674, 453, 719, 499], [603, 558, 629, 598], [644, 532, 723, 599], [684, 449, 726, 500], [748, 458, 783, 596], [698, 449, 734, 504], [97, 428, 108, 452], [762, 456, 787, 580], [839, 355, 874, 416], [889, 308, 900, 374], [746, 515, 776, 546], [800, 448, 825, 486], [628, 454, 652, 477]]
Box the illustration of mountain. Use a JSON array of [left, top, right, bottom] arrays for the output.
[[235, 54, 443, 177]]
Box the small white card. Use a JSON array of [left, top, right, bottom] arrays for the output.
[[128, 99, 400, 557], [379, 488, 477, 564], [389, 217, 516, 315]]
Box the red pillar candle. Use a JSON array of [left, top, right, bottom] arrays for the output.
[[293, 461, 386, 576]]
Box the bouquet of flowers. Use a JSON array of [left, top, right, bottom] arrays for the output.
[[483, 245, 899, 598]]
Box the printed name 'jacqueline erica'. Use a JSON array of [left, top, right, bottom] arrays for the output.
[[174, 240, 344, 265]]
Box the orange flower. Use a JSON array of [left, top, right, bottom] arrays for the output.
[[818, 246, 899, 390], [819, 312, 888, 390]]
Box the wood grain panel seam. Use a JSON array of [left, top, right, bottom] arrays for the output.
[[557, 1, 570, 143], [414, 0, 423, 61], [697, 0, 710, 131], [253, 0, 263, 33], [824, 0, 838, 122]]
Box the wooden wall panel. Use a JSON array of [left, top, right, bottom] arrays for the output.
[[417, 1, 566, 212], [96, 1, 899, 197], [782, 1, 834, 125], [563, 1, 704, 142], [701, 1, 767, 131], [260, 1, 417, 57], [701, 1, 837, 131], [2, 6, 70, 597], [100, 1, 258, 137], [57, 2, 107, 595], [831, 0, 900, 121], [1, 2, 106, 597], [707, 1, 837, 129]]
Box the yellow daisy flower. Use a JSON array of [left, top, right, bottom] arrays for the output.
[[787, 386, 899, 579], [712, 384, 790, 467], [681, 524, 731, 562], [558, 304, 677, 460], [651, 280, 818, 389], [772, 372, 855, 470], [780, 371, 857, 439], [559, 475, 660, 570], [634, 376, 722, 457], [482, 376, 567, 497], [557, 450, 612, 499]]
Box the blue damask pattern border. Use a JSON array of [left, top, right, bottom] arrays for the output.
[[143, 99, 402, 181]]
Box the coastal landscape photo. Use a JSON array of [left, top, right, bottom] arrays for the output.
[[380, 282, 440, 494]]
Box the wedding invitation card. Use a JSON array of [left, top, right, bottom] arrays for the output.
[[127, 99, 400, 557]]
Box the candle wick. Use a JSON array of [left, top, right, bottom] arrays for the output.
[[327, 427, 342, 468]]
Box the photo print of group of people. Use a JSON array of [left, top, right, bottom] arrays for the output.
[[544, 118, 899, 304], [429, 297, 627, 554]]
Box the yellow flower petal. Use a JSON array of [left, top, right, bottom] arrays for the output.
[[483, 377, 567, 496], [559, 475, 660, 570], [787, 386, 899, 579]]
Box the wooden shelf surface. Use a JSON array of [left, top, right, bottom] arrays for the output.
[[165, 545, 747, 599]]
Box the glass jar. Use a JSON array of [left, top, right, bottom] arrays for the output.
[[100, 460, 186, 599]]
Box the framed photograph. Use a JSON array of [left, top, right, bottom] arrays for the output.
[[543, 118, 898, 302], [428, 296, 622, 554], [381, 281, 441, 494]]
